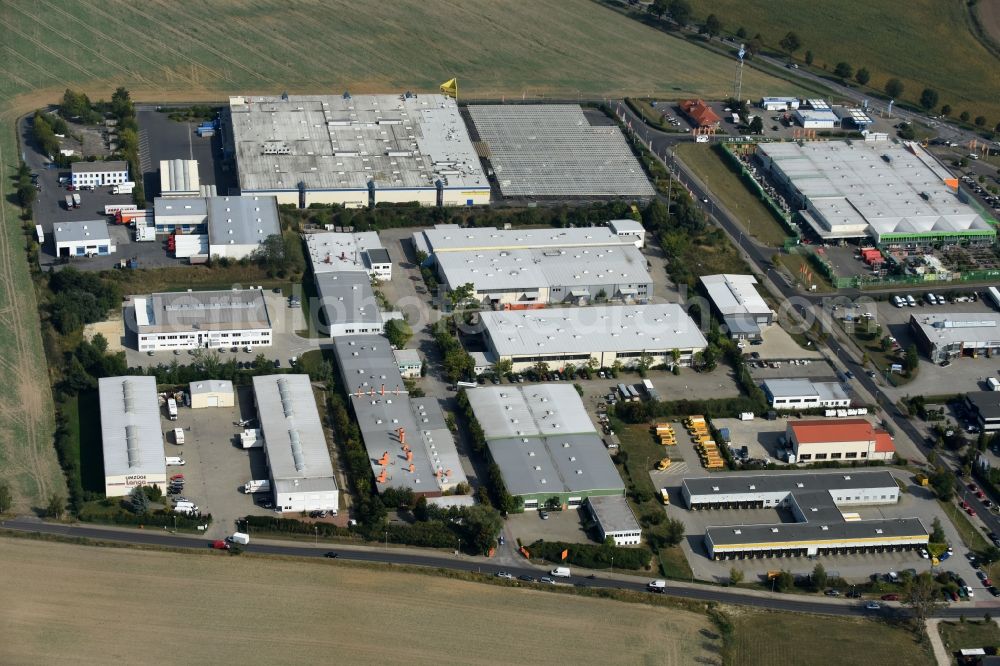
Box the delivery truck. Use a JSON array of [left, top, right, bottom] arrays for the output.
[[65, 194, 75, 209], [647, 579, 667, 593], [112, 182, 135, 195], [165, 456, 186, 466], [173, 428, 185, 445], [243, 479, 271, 494], [550, 566, 571, 578], [167, 398, 178, 420], [228, 532, 250, 545], [72, 192, 81, 207]]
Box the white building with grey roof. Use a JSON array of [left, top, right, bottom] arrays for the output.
[[71, 160, 129, 188], [99, 376, 166, 497], [228, 93, 489, 208], [762, 378, 851, 410], [333, 336, 468, 496], [910, 312, 1000, 363], [464, 385, 625, 509], [126, 288, 272, 352], [53, 220, 116, 258], [681, 471, 927, 559], [700, 274, 772, 340], [159, 159, 200, 198], [152, 195, 280, 260], [252, 374, 338, 513], [479, 304, 707, 372]]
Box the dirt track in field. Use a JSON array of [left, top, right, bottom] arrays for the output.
[[0, 538, 719, 664]]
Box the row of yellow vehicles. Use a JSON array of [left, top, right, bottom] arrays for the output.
[[686, 415, 724, 470]]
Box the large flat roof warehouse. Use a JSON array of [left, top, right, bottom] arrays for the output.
[[333, 336, 467, 494], [700, 274, 770, 318], [413, 224, 637, 255], [434, 244, 650, 294], [306, 231, 385, 274], [911, 312, 1000, 347], [479, 304, 708, 359], [467, 105, 656, 199], [228, 93, 489, 207], [251, 374, 338, 493], [98, 376, 166, 495], [132, 289, 271, 334], [206, 196, 280, 247], [756, 141, 996, 245], [465, 385, 624, 499]]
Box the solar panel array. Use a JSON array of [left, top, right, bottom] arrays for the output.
[[468, 105, 655, 198]]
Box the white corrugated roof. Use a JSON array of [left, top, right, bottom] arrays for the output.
[[99, 376, 165, 478]]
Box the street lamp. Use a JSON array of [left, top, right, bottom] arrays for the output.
[[314, 525, 318, 546], [610, 554, 614, 575], [385, 529, 389, 550]]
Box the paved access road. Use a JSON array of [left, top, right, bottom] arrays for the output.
[[3, 518, 995, 618]]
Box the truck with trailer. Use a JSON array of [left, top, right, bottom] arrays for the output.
[[243, 479, 271, 494], [167, 398, 178, 420], [105, 203, 137, 216], [65, 194, 75, 209]]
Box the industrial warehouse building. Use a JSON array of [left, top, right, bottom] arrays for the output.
[[467, 105, 655, 199], [966, 392, 1000, 432], [760, 97, 801, 111], [786, 418, 895, 463], [252, 375, 339, 513], [433, 243, 652, 308], [607, 219, 646, 247], [681, 471, 927, 559], [228, 93, 489, 207], [159, 159, 200, 198], [70, 160, 129, 188], [587, 495, 642, 546], [910, 312, 1000, 363], [305, 231, 397, 337], [99, 376, 166, 497], [756, 141, 996, 248], [188, 380, 235, 409], [478, 304, 708, 372], [700, 274, 773, 340], [153, 195, 281, 260], [126, 288, 272, 352], [53, 220, 116, 258], [413, 224, 640, 257], [763, 379, 851, 410], [793, 100, 839, 129], [333, 336, 467, 496], [464, 385, 625, 509]]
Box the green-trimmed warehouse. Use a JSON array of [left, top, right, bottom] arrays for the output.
[[464, 384, 625, 509]]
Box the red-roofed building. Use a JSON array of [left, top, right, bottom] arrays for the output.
[[680, 99, 721, 128], [786, 418, 895, 463]]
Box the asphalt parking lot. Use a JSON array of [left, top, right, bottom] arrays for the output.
[[162, 385, 274, 538], [136, 106, 233, 195], [507, 506, 594, 546]]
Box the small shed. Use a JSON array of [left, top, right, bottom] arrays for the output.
[[189, 379, 235, 409]]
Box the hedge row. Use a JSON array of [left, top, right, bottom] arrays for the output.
[[527, 540, 651, 571]]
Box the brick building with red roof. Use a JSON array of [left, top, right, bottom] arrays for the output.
[[786, 418, 896, 463]]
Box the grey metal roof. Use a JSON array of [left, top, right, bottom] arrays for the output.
[[910, 313, 1000, 347], [306, 231, 384, 274], [487, 434, 624, 497], [683, 471, 897, 498], [228, 93, 487, 194], [416, 225, 635, 254], [133, 288, 271, 334], [252, 374, 337, 488], [968, 392, 1000, 420], [481, 304, 708, 358], [365, 247, 391, 265], [700, 274, 770, 317], [72, 160, 128, 173], [467, 105, 655, 198], [465, 385, 597, 440], [707, 518, 927, 546], [53, 220, 111, 244], [435, 244, 651, 294], [154, 197, 208, 219], [314, 272, 382, 327], [98, 376, 165, 479], [587, 494, 640, 533], [207, 196, 280, 247], [333, 336, 468, 494], [763, 379, 849, 402]]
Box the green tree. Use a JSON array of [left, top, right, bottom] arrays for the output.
[[812, 562, 828, 590], [384, 318, 412, 349], [17, 182, 37, 208], [46, 493, 65, 519], [254, 234, 288, 273], [533, 360, 550, 377], [703, 13, 722, 38], [960, 110, 971, 122], [974, 115, 987, 127], [833, 62, 853, 79], [919, 88, 939, 111], [904, 572, 946, 632], [729, 567, 744, 585], [904, 344, 919, 374], [749, 116, 764, 134], [773, 570, 795, 592], [495, 358, 513, 378], [647, 0, 668, 19], [930, 517, 946, 543], [855, 68, 871, 85], [448, 282, 475, 310], [804, 50, 814, 65], [667, 0, 692, 25], [636, 352, 653, 377], [129, 486, 150, 515], [884, 78, 904, 98], [60, 89, 92, 119], [0, 480, 12, 513], [662, 516, 685, 546], [929, 467, 954, 500], [779, 31, 801, 54], [671, 348, 681, 367], [941, 105, 952, 116], [980, 546, 1000, 564]]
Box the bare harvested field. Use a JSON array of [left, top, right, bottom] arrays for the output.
[[0, 538, 719, 664]]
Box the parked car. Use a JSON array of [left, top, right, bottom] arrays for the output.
[[211, 540, 230, 550], [865, 601, 881, 610], [824, 589, 841, 597], [495, 571, 513, 580], [880, 594, 899, 601], [539, 511, 550, 520]]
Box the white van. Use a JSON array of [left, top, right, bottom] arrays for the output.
[[165, 456, 186, 466], [891, 295, 905, 308], [173, 428, 185, 445], [550, 566, 571, 578], [647, 579, 667, 593]]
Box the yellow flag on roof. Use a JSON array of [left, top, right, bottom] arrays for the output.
[[440, 78, 458, 99]]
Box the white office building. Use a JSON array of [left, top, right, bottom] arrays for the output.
[[99, 376, 166, 497], [700, 274, 773, 340], [53, 220, 116, 258], [127, 288, 272, 352], [763, 379, 851, 410], [587, 495, 642, 546], [252, 375, 339, 513], [607, 219, 647, 248], [70, 160, 129, 188]]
